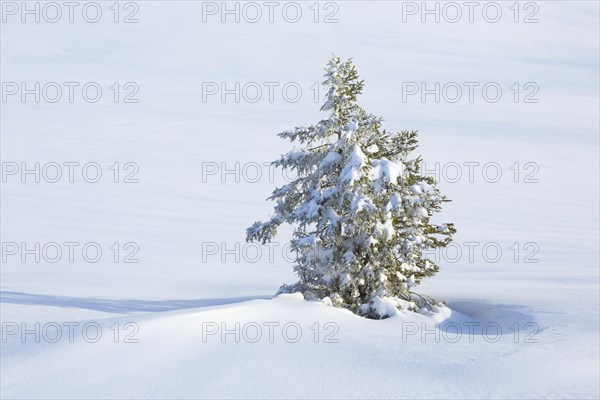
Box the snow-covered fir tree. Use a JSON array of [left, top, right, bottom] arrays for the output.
[[247, 56, 456, 319]]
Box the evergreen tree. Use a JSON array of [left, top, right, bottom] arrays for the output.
[[247, 56, 456, 319]]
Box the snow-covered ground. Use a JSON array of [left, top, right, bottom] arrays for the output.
[[1, 1, 599, 398]]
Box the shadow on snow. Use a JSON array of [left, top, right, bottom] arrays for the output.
[[442, 299, 541, 335], [0, 291, 271, 314]]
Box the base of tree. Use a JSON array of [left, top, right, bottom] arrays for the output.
[[277, 283, 442, 319]]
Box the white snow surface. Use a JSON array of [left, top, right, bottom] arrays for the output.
[[1, 2, 599, 399]]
